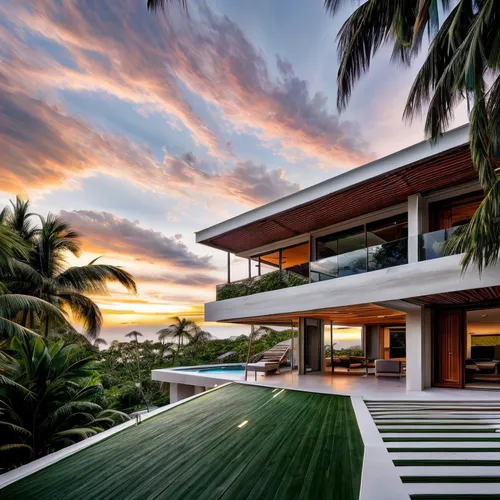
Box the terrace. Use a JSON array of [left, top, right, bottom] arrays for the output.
[[215, 226, 463, 301]]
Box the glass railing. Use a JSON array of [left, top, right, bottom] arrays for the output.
[[216, 227, 465, 299], [419, 226, 461, 261], [216, 268, 309, 301], [310, 237, 408, 282]]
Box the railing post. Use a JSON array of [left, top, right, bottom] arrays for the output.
[[330, 320, 334, 374]]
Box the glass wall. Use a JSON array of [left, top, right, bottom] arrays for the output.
[[311, 214, 408, 282], [466, 308, 500, 390], [255, 242, 310, 278]]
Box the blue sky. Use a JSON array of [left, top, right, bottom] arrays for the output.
[[0, 0, 467, 341]]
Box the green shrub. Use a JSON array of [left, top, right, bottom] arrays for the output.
[[216, 270, 308, 300]]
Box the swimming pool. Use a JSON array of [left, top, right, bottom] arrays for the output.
[[174, 364, 246, 380]]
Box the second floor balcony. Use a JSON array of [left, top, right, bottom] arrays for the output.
[[215, 226, 463, 301]]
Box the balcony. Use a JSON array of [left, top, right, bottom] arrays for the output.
[[310, 238, 408, 282], [216, 269, 309, 301], [215, 227, 462, 301]]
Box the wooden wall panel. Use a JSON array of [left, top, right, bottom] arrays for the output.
[[433, 309, 464, 388]]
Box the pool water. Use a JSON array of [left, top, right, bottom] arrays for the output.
[[175, 364, 246, 380]]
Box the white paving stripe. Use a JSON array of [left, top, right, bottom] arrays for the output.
[[382, 432, 500, 439], [373, 414, 500, 419], [387, 441, 500, 449], [374, 419, 500, 423], [397, 466, 500, 477], [406, 483, 500, 495], [377, 425, 500, 430], [390, 452, 500, 460], [367, 399, 500, 498]]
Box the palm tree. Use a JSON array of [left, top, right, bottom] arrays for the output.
[[325, 0, 500, 272], [156, 317, 201, 364], [5, 196, 37, 243], [0, 336, 129, 469], [0, 221, 69, 338], [188, 328, 213, 359], [93, 337, 108, 348], [125, 330, 143, 343], [4, 206, 137, 339]]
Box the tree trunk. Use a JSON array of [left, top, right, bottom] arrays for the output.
[[44, 314, 50, 338]]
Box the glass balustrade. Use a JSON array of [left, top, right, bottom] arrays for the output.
[[216, 226, 465, 300], [419, 226, 461, 261], [310, 237, 408, 283]]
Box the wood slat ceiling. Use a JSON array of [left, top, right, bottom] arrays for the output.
[[203, 145, 475, 253], [224, 303, 406, 327], [405, 286, 500, 307]]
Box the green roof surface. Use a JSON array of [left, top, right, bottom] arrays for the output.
[[2, 384, 364, 500]]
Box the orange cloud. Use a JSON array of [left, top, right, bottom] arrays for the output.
[[59, 210, 215, 270]]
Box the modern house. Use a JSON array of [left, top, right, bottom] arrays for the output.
[[196, 124, 500, 392]]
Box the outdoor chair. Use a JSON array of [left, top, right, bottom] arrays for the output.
[[375, 359, 404, 379], [246, 342, 290, 379]]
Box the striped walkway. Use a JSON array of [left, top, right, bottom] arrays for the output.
[[365, 400, 500, 499]]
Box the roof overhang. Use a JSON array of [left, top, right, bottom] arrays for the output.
[[196, 124, 474, 254]]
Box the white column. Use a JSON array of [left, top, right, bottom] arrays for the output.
[[406, 305, 431, 391], [319, 320, 325, 372], [169, 383, 195, 403], [407, 193, 428, 263], [298, 317, 305, 375], [170, 382, 179, 403]]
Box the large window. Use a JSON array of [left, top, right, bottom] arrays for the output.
[[253, 242, 310, 278], [312, 214, 408, 280]]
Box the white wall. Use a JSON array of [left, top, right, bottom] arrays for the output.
[[206, 255, 500, 323]]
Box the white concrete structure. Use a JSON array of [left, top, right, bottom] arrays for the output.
[[197, 125, 500, 393]]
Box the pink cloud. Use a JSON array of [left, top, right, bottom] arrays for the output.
[[4, 0, 372, 167]]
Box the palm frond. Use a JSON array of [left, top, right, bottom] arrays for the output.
[[0, 443, 32, 452], [57, 264, 137, 295], [52, 427, 98, 440], [445, 179, 500, 273], [147, 0, 187, 12], [57, 292, 103, 340], [0, 421, 31, 436], [0, 317, 40, 338], [0, 294, 66, 323]]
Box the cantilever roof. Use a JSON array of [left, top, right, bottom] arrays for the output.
[[1, 384, 363, 500], [196, 125, 473, 254]]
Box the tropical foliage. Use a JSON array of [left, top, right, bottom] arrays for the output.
[[0, 197, 137, 340], [0, 197, 139, 470], [325, 0, 500, 272], [216, 270, 309, 301], [0, 336, 129, 470]]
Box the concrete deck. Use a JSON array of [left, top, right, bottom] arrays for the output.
[[247, 371, 500, 400]]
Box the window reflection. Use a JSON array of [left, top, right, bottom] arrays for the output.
[[253, 242, 310, 278]]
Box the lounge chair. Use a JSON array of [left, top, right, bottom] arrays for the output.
[[246, 342, 290, 379], [375, 359, 404, 379]]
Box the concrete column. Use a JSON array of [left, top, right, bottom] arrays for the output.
[[169, 382, 195, 403], [408, 193, 428, 263], [194, 386, 205, 395], [319, 320, 325, 372], [298, 317, 305, 375], [406, 305, 431, 391]]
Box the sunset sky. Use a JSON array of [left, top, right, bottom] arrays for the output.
[[0, 0, 467, 342]]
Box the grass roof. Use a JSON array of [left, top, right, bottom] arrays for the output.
[[2, 384, 363, 499]]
